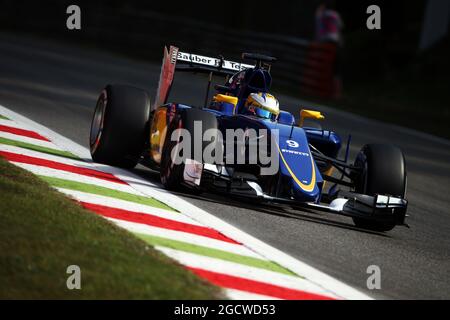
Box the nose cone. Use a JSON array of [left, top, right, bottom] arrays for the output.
[[274, 126, 323, 203], [278, 148, 322, 203], [291, 180, 321, 203]]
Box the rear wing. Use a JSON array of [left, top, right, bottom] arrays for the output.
[[154, 46, 254, 108], [176, 51, 254, 75]]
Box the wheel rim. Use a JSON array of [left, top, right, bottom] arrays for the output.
[[90, 92, 106, 153]]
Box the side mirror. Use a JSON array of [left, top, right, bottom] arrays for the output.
[[299, 109, 324, 127]]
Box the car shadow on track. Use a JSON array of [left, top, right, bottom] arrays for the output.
[[132, 167, 390, 238]]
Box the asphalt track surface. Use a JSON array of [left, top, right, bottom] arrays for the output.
[[1, 33, 449, 299]]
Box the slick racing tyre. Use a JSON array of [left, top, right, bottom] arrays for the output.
[[160, 108, 219, 192], [353, 144, 407, 232], [90, 84, 150, 168]]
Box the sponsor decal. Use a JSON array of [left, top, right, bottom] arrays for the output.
[[177, 52, 253, 72], [285, 139, 299, 148], [281, 149, 310, 157]]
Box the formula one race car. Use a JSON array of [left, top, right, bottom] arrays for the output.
[[89, 46, 408, 232]]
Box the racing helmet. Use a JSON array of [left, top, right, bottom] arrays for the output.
[[244, 92, 280, 119]]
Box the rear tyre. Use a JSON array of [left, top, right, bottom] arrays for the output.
[[90, 84, 150, 168], [160, 108, 219, 192], [352, 144, 407, 232]]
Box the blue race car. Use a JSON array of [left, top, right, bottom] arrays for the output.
[[89, 46, 408, 232]]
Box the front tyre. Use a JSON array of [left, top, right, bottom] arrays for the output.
[[90, 84, 150, 168], [352, 144, 407, 232]]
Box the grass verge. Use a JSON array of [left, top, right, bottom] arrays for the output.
[[0, 157, 223, 299]]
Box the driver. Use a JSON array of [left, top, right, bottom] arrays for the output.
[[243, 92, 280, 119]]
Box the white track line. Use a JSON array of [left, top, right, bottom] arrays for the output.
[[156, 246, 339, 299], [0, 118, 38, 130], [109, 218, 264, 259], [10, 162, 140, 194], [0, 131, 62, 149], [0, 144, 101, 169], [0, 141, 161, 188], [0, 104, 372, 300], [0, 108, 92, 159], [57, 188, 203, 226]]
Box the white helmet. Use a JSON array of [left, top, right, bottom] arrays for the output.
[[244, 92, 280, 119]]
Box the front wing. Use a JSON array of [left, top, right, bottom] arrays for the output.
[[184, 163, 408, 227]]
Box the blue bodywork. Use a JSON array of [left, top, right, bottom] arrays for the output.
[[262, 117, 324, 202], [171, 64, 341, 204], [175, 102, 342, 204], [153, 51, 409, 229]]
